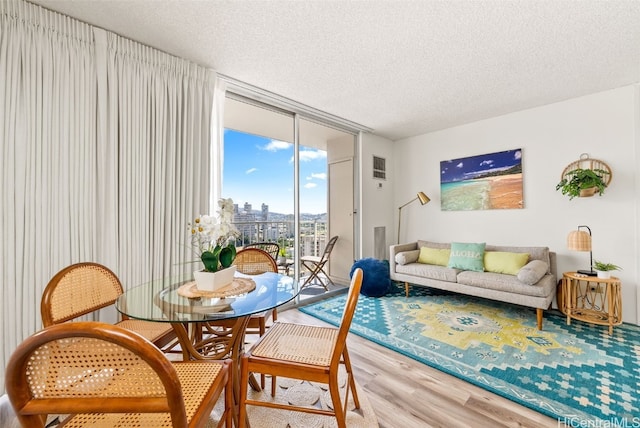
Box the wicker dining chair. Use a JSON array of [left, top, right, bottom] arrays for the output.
[[232, 248, 280, 388], [238, 267, 363, 428], [300, 235, 339, 291], [243, 242, 280, 261], [5, 321, 233, 428], [41, 262, 176, 351]]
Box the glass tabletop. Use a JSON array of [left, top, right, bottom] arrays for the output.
[[116, 271, 297, 323]]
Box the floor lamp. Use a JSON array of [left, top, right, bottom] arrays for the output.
[[567, 225, 596, 276], [397, 192, 430, 244]]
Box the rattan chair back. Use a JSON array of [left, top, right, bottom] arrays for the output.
[[235, 248, 278, 275], [41, 262, 124, 326], [5, 321, 233, 428], [243, 242, 280, 260], [41, 262, 176, 349]]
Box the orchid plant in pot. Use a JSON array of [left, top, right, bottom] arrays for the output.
[[188, 198, 240, 291]]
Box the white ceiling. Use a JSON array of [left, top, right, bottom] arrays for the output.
[[28, 0, 640, 141]]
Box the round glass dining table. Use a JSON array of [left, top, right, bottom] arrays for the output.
[[116, 271, 297, 390]]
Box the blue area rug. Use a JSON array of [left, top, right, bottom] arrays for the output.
[[299, 285, 640, 426]]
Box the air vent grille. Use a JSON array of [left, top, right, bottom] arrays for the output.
[[373, 156, 386, 180]]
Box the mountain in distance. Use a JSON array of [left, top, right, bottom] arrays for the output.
[[264, 211, 327, 222]]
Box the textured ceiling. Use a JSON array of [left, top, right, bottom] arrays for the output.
[[27, 0, 640, 140]]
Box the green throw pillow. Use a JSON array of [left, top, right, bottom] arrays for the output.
[[417, 247, 451, 266], [484, 251, 530, 275], [448, 242, 486, 272]]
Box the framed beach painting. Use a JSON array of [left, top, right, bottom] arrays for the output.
[[440, 149, 523, 211]]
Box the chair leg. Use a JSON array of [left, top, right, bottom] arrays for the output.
[[259, 318, 266, 390], [238, 357, 250, 428], [342, 347, 360, 409], [318, 266, 335, 288], [224, 360, 235, 428], [329, 372, 347, 428]]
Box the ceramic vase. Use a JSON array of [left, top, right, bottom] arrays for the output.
[[595, 270, 611, 279], [193, 265, 236, 291]]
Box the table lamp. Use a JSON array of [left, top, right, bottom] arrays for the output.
[[397, 191, 430, 244], [567, 225, 596, 276]]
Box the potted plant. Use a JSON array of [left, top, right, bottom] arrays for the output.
[[278, 245, 288, 265], [188, 197, 240, 290], [556, 168, 610, 200], [593, 260, 622, 279]]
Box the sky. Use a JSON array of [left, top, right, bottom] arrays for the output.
[[440, 149, 522, 183], [222, 129, 328, 214]]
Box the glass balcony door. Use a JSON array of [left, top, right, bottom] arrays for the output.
[[223, 95, 356, 292]]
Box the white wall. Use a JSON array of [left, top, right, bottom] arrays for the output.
[[390, 85, 639, 323], [360, 133, 395, 259]]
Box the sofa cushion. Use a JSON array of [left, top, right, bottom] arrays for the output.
[[417, 240, 450, 250], [417, 247, 450, 266], [484, 251, 529, 275], [395, 250, 420, 265], [457, 270, 555, 298], [485, 245, 551, 274], [448, 242, 485, 272], [395, 263, 460, 283], [517, 260, 550, 285]]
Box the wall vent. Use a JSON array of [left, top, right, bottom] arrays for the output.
[[373, 156, 386, 180]]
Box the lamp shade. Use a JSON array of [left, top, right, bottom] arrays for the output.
[[567, 230, 591, 252], [417, 191, 430, 205]]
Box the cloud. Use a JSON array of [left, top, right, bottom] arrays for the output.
[[514, 150, 522, 160], [245, 168, 257, 174], [307, 173, 327, 180], [456, 162, 464, 168], [299, 150, 327, 162], [263, 140, 292, 152], [480, 160, 494, 167], [304, 182, 317, 189]]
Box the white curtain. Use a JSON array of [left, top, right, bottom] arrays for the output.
[[0, 0, 215, 394]]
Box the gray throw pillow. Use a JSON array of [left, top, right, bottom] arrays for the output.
[[517, 260, 549, 285], [395, 250, 420, 265]]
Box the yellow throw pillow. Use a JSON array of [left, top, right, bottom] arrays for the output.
[[418, 247, 451, 266], [484, 251, 529, 275]]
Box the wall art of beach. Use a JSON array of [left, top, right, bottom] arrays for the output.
[[440, 149, 523, 211]]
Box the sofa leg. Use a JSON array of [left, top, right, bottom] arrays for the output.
[[404, 282, 410, 297], [536, 308, 543, 330]]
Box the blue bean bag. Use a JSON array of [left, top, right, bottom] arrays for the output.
[[350, 258, 391, 297]]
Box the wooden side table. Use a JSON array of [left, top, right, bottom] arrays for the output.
[[561, 272, 622, 335]]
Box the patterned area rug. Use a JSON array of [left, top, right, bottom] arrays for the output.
[[300, 285, 640, 426]]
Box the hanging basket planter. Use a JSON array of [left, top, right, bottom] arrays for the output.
[[556, 154, 612, 200]]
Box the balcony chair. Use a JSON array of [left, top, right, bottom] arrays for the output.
[[41, 262, 176, 352], [244, 242, 280, 261], [300, 235, 339, 291], [5, 321, 233, 428], [238, 267, 363, 428]]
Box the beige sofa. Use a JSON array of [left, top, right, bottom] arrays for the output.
[[389, 240, 557, 330]]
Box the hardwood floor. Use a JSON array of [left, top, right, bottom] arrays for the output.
[[276, 307, 558, 428]]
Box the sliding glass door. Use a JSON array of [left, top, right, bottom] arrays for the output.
[[222, 94, 356, 289]]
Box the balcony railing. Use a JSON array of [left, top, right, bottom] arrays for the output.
[[232, 220, 327, 258]]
